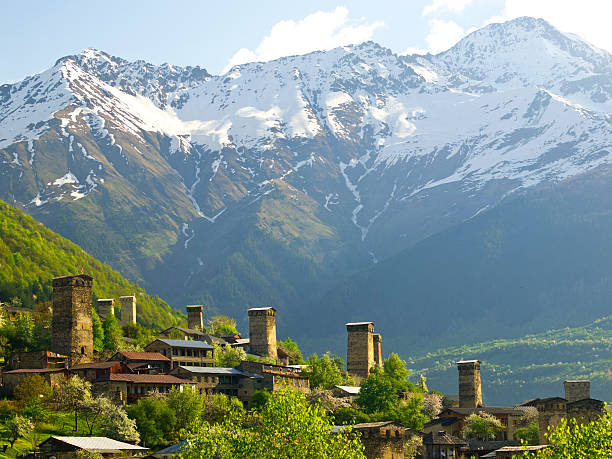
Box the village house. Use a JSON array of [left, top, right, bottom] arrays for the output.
[[70, 361, 125, 383], [36, 436, 148, 458], [170, 365, 262, 398], [421, 431, 469, 459], [9, 350, 67, 370], [519, 380, 604, 444], [93, 373, 195, 404], [145, 339, 214, 368], [109, 351, 172, 374], [2, 367, 68, 393]]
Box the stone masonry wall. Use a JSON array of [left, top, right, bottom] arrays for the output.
[[51, 275, 94, 366], [458, 360, 482, 408], [120, 296, 136, 325], [248, 308, 277, 360], [347, 322, 374, 379], [187, 305, 204, 330]]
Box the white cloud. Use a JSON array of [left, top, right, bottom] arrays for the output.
[[222, 7, 383, 73], [425, 19, 466, 54], [401, 46, 428, 56], [486, 0, 612, 53], [423, 0, 473, 16]]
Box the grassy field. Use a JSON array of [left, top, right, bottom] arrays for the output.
[[0, 403, 103, 458]]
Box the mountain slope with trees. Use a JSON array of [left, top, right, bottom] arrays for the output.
[[0, 199, 184, 329]]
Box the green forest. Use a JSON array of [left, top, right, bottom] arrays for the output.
[[0, 200, 184, 329]]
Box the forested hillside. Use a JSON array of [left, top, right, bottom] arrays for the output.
[[409, 314, 612, 405], [0, 200, 184, 329]]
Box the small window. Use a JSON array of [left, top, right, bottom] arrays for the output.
[[81, 347, 85, 354]]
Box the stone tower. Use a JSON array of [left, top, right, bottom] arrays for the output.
[[373, 333, 382, 367], [120, 296, 136, 325], [346, 322, 375, 379], [97, 298, 115, 321], [186, 305, 204, 330], [458, 360, 483, 408], [52, 275, 94, 366], [564, 380, 591, 402], [248, 307, 277, 360]]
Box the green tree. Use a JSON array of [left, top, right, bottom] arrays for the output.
[[515, 422, 539, 446], [356, 366, 397, 414], [178, 388, 365, 459], [302, 353, 344, 389], [92, 309, 104, 352], [5, 415, 34, 448], [13, 374, 52, 405], [392, 394, 429, 430], [462, 412, 504, 440], [522, 408, 612, 457], [201, 393, 245, 424], [57, 375, 92, 432], [167, 386, 205, 433], [251, 390, 272, 411], [127, 397, 176, 448], [102, 313, 122, 352], [277, 337, 305, 364], [100, 400, 139, 443], [207, 316, 238, 336], [214, 343, 247, 367]]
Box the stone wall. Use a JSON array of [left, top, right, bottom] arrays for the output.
[[373, 333, 382, 367], [346, 322, 374, 379], [187, 305, 204, 330], [51, 275, 94, 366], [248, 307, 277, 360], [535, 398, 567, 445], [120, 295, 136, 325], [458, 360, 482, 408], [564, 380, 590, 402], [96, 299, 114, 320]]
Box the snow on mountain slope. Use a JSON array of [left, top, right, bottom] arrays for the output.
[[2, 16, 612, 271]]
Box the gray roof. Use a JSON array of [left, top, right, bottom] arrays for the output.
[[41, 436, 147, 452], [156, 440, 187, 454], [334, 385, 361, 395], [175, 366, 261, 378], [345, 321, 373, 326], [153, 339, 213, 349]]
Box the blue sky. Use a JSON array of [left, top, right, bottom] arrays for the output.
[[2, 0, 612, 84]]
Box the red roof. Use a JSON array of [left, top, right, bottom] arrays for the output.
[[96, 373, 192, 384], [112, 352, 170, 362], [3, 368, 66, 374], [71, 361, 122, 370]]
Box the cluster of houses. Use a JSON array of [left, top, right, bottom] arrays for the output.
[[0, 274, 607, 458]]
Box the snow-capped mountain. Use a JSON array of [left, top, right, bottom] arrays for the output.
[[1, 17, 612, 323]]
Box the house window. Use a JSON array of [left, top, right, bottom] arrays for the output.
[[81, 347, 85, 354]]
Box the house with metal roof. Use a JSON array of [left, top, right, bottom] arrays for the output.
[[144, 339, 214, 369], [93, 373, 195, 404], [36, 436, 148, 458], [170, 365, 262, 399]]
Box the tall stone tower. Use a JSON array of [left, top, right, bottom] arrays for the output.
[[120, 296, 136, 325], [52, 275, 94, 366], [186, 305, 204, 330], [458, 360, 483, 408], [248, 307, 277, 360], [373, 333, 382, 367], [97, 298, 115, 321], [564, 380, 591, 402], [346, 322, 375, 379]]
